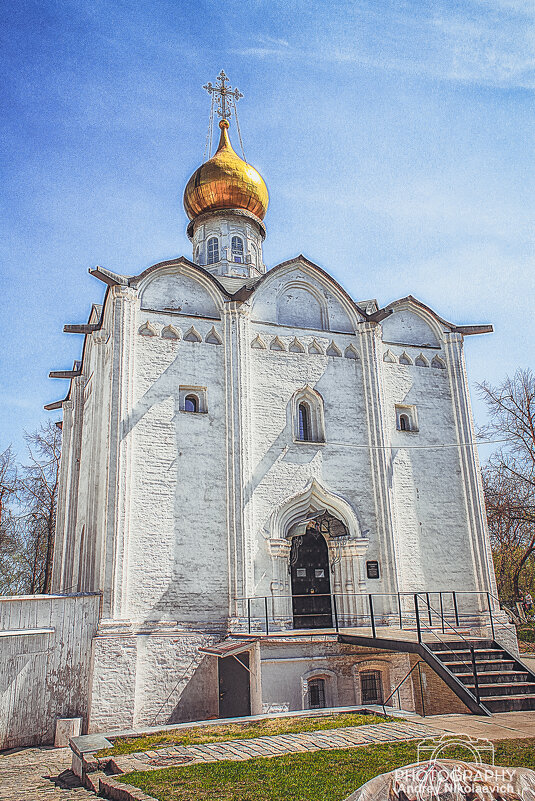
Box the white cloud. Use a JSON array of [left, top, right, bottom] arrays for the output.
[[229, 2, 535, 89]]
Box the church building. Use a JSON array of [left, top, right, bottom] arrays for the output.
[[31, 72, 532, 739]]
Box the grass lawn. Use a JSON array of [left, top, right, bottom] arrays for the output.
[[118, 738, 535, 801], [98, 713, 392, 757]]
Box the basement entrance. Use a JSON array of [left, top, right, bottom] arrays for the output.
[[218, 653, 251, 718], [290, 527, 332, 628]]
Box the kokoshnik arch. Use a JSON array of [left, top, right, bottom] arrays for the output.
[[3, 72, 528, 748]]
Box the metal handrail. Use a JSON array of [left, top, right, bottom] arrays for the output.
[[415, 593, 483, 704], [382, 660, 426, 716]]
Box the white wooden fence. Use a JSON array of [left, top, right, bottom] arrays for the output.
[[0, 593, 100, 749]]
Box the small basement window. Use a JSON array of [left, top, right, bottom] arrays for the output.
[[308, 678, 326, 709], [360, 670, 383, 704]]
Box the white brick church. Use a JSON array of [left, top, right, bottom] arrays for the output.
[[4, 75, 519, 747]]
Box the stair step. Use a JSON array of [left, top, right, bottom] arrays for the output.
[[438, 650, 506, 661], [442, 660, 517, 671], [458, 672, 532, 685], [483, 695, 535, 712], [463, 683, 535, 697]]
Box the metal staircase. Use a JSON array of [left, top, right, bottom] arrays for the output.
[[428, 640, 535, 712]]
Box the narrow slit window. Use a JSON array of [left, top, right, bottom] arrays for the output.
[[308, 678, 326, 709], [399, 414, 410, 431], [231, 236, 244, 263], [184, 394, 198, 413], [298, 403, 310, 441], [207, 237, 219, 265]]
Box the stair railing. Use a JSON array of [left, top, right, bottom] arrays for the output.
[[382, 660, 426, 717], [415, 593, 482, 704]]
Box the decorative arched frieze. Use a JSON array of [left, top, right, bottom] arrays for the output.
[[344, 344, 359, 360], [270, 336, 286, 352], [431, 355, 446, 369], [415, 353, 429, 367], [161, 324, 180, 340], [399, 352, 412, 365], [138, 321, 157, 337], [205, 326, 222, 345], [326, 341, 342, 357], [289, 337, 305, 353], [383, 349, 396, 363], [308, 339, 324, 355], [251, 334, 267, 350], [184, 326, 202, 343]]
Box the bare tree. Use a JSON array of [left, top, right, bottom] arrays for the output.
[[0, 447, 22, 594], [480, 369, 535, 601]]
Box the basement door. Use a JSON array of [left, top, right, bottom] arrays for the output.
[[290, 529, 333, 629], [218, 653, 251, 718]]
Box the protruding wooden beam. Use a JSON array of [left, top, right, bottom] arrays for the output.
[[89, 266, 128, 286], [44, 399, 64, 410], [49, 370, 82, 379], [63, 324, 99, 334], [454, 324, 493, 336]]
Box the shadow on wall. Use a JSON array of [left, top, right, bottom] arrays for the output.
[[166, 655, 219, 724]]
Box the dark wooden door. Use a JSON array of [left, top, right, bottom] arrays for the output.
[[290, 529, 332, 628], [218, 654, 251, 718]]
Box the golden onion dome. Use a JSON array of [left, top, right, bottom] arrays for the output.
[[183, 119, 269, 221]]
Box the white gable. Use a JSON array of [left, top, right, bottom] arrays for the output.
[[140, 269, 221, 319], [381, 308, 440, 347], [251, 264, 355, 333]]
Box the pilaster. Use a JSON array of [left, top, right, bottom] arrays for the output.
[[443, 333, 498, 599], [103, 286, 138, 619], [223, 301, 252, 616], [357, 322, 400, 597]]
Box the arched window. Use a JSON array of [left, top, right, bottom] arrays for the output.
[[298, 403, 311, 441], [360, 670, 383, 704], [195, 246, 200, 264], [184, 394, 198, 413], [294, 387, 325, 444], [308, 678, 326, 709], [207, 237, 219, 265], [396, 405, 418, 433], [231, 236, 244, 263]]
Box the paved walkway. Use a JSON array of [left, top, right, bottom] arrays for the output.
[[0, 745, 92, 801], [410, 711, 535, 741], [1, 713, 534, 799], [110, 720, 441, 774]]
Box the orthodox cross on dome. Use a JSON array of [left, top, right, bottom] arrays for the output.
[[203, 70, 243, 121]]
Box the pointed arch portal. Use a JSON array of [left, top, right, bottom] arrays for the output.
[[290, 521, 332, 628]]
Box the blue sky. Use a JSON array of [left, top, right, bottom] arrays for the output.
[[1, 0, 533, 459]]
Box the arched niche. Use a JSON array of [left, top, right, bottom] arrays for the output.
[[381, 309, 440, 347], [276, 282, 327, 330], [139, 268, 222, 319]]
